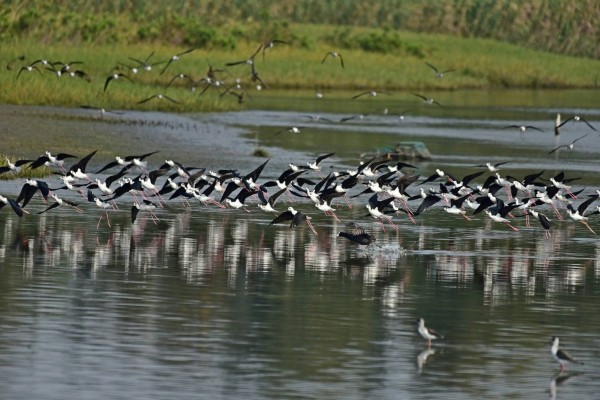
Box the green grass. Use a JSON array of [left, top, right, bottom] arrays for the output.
[[0, 154, 51, 180], [1, 24, 599, 113]]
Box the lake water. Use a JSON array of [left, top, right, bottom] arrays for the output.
[[1, 89, 599, 399]]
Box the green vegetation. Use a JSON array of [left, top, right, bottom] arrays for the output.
[[3, 0, 598, 59], [0, 1, 598, 113], [0, 155, 51, 180]]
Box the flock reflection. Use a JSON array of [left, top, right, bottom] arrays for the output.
[[1, 208, 598, 301]]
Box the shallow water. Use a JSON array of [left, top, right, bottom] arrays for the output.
[[1, 89, 599, 399]]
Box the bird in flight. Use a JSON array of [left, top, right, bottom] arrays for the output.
[[425, 62, 454, 78], [548, 133, 592, 154], [412, 92, 443, 107], [321, 51, 344, 68]]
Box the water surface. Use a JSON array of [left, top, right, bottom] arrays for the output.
[[1, 89, 599, 399]]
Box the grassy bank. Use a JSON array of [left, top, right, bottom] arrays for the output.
[[1, 24, 599, 113], [4, 0, 599, 59]]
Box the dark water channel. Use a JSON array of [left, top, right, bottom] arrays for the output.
[[0, 89, 599, 399]]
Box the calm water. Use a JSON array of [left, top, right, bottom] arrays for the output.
[[1, 90, 599, 399]]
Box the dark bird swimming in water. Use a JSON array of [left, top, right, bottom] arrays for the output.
[[338, 222, 376, 245]]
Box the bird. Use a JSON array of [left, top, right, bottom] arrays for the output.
[[159, 48, 195, 75], [257, 188, 286, 213], [425, 62, 454, 78], [484, 200, 520, 231], [96, 151, 158, 173], [29, 152, 77, 170], [17, 179, 50, 208], [137, 94, 180, 105], [67, 149, 97, 181], [503, 124, 544, 138], [16, 63, 42, 79], [548, 133, 592, 154], [0, 158, 32, 175], [166, 73, 195, 88], [127, 51, 164, 72], [417, 318, 444, 347], [550, 336, 583, 372], [306, 152, 335, 172], [557, 115, 597, 132], [565, 197, 597, 234], [351, 90, 389, 99], [225, 45, 262, 67], [103, 72, 132, 92], [269, 207, 318, 236], [412, 92, 443, 107], [473, 161, 509, 172], [338, 222, 376, 246], [37, 194, 81, 214], [528, 209, 551, 238], [274, 126, 302, 136], [321, 51, 344, 68], [131, 199, 159, 224], [365, 194, 398, 231], [0, 195, 27, 217], [262, 39, 288, 61]]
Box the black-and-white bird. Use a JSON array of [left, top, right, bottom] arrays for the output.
[[351, 90, 389, 99], [321, 51, 344, 68], [412, 92, 443, 107], [269, 207, 318, 236], [262, 39, 288, 61], [137, 94, 180, 105], [425, 62, 454, 78], [503, 124, 544, 138], [548, 133, 592, 154], [104, 72, 132, 92], [473, 161, 509, 172], [417, 318, 444, 347], [0, 195, 27, 217], [274, 126, 302, 136], [550, 336, 583, 372], [159, 48, 195, 75], [556, 115, 597, 132]]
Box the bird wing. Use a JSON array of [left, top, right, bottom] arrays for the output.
[[269, 210, 294, 225], [8, 198, 25, 217], [425, 62, 439, 73], [411, 92, 427, 101], [37, 202, 60, 215], [526, 125, 544, 133], [137, 95, 156, 104], [70, 150, 97, 173], [415, 195, 441, 216], [548, 145, 566, 155]]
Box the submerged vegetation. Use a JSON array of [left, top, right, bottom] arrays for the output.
[[0, 1, 598, 112]]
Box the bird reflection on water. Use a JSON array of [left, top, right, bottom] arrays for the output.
[[0, 207, 597, 298]]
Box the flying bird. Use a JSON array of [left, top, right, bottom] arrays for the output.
[[425, 62, 454, 78], [412, 92, 443, 107], [104, 73, 132, 92], [321, 51, 344, 68], [137, 94, 180, 105], [548, 133, 592, 154], [159, 48, 195, 75]]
